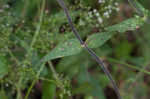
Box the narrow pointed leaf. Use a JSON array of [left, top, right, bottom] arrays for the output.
[[105, 17, 145, 33], [86, 17, 145, 49], [43, 39, 82, 61]]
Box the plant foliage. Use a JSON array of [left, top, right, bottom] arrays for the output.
[[0, 0, 150, 99]]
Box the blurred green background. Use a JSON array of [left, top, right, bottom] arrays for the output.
[[0, 0, 150, 99]]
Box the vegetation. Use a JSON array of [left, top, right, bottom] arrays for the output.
[[0, 0, 150, 99]]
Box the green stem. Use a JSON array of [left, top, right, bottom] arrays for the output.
[[28, 0, 45, 56], [25, 63, 45, 99], [6, 47, 23, 99], [16, 79, 23, 99], [107, 57, 150, 75], [6, 47, 21, 66], [48, 61, 64, 88], [39, 77, 56, 84], [24, 0, 46, 98], [48, 61, 58, 79]]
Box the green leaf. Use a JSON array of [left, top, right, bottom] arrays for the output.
[[43, 39, 82, 62], [42, 17, 146, 62], [86, 32, 115, 48], [0, 55, 8, 78], [105, 17, 145, 33], [86, 17, 145, 49]]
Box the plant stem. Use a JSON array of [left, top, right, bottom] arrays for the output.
[[28, 0, 45, 56], [16, 78, 23, 99], [6, 47, 21, 66], [48, 61, 64, 89], [39, 77, 56, 84], [25, 63, 45, 99], [6, 47, 23, 99], [48, 61, 58, 79], [24, 0, 45, 98], [107, 57, 150, 75]]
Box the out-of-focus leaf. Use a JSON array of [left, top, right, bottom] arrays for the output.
[[0, 91, 8, 99], [84, 95, 94, 99], [98, 74, 109, 88], [89, 77, 105, 99], [72, 82, 93, 94], [77, 66, 106, 99], [50, 11, 81, 27], [128, 0, 149, 17], [42, 81, 56, 99], [114, 40, 133, 60], [56, 51, 93, 79], [81, 0, 97, 7], [43, 39, 82, 61], [0, 55, 8, 78], [13, 0, 41, 18]]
